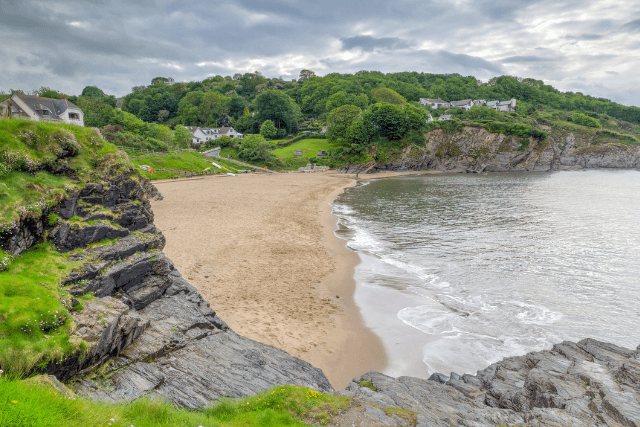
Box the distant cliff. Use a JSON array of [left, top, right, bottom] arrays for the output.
[[340, 126, 640, 174]]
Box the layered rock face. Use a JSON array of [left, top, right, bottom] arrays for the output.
[[338, 339, 640, 427], [342, 127, 640, 174], [2, 174, 333, 406]]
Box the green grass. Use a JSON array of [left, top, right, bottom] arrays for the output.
[[131, 152, 245, 179], [0, 243, 85, 375], [358, 380, 377, 392], [0, 379, 351, 427], [271, 139, 332, 159], [0, 119, 124, 227]]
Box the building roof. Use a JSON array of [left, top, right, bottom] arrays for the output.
[[12, 93, 81, 121], [486, 100, 499, 107], [497, 100, 513, 106], [450, 99, 473, 106], [420, 98, 447, 104], [438, 115, 453, 120]]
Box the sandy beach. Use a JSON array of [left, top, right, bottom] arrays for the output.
[[150, 171, 423, 388]]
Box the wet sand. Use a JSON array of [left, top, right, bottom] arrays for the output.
[[150, 171, 398, 388]]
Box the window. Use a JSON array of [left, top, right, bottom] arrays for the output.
[[69, 113, 79, 120]]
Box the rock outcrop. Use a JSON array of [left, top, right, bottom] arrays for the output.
[[341, 126, 640, 174], [337, 338, 640, 426]]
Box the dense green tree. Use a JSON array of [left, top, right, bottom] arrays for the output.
[[370, 87, 406, 105], [260, 120, 278, 139], [254, 90, 299, 132], [327, 105, 362, 143]]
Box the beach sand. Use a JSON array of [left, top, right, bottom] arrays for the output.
[[150, 171, 406, 389]]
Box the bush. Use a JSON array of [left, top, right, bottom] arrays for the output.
[[571, 112, 602, 128], [238, 134, 275, 162], [260, 120, 278, 139]]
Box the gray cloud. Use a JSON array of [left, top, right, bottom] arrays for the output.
[[0, 0, 638, 107], [341, 35, 413, 52], [623, 18, 640, 32]]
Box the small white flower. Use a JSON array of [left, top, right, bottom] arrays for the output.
[[110, 419, 115, 422]]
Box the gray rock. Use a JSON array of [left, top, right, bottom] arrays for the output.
[[343, 339, 640, 426], [363, 404, 404, 426]]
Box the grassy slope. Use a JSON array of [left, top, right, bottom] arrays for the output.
[[0, 119, 130, 374], [0, 380, 351, 427], [131, 152, 248, 179], [0, 119, 121, 227]]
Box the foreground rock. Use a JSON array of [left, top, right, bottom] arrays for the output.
[[337, 338, 640, 426], [341, 127, 640, 174]]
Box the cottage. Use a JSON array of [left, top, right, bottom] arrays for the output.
[[0, 93, 84, 126], [438, 115, 453, 121], [185, 126, 244, 144], [473, 100, 486, 106], [419, 98, 451, 109], [485, 100, 499, 109], [496, 99, 517, 112], [450, 99, 474, 110]]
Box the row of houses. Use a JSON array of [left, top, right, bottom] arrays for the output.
[[0, 93, 85, 126], [185, 126, 244, 144], [419, 98, 517, 113]]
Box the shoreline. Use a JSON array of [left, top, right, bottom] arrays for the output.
[[150, 172, 389, 389]]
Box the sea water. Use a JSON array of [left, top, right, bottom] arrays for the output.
[[331, 170, 640, 378]]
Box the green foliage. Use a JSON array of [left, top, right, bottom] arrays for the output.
[[369, 103, 409, 140], [371, 87, 406, 105], [260, 120, 278, 140], [238, 134, 275, 162], [47, 213, 59, 226], [359, 380, 378, 391], [483, 121, 547, 139], [254, 90, 300, 132], [571, 112, 602, 128], [0, 380, 350, 427], [327, 105, 361, 143]]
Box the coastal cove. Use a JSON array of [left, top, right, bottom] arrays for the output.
[[331, 169, 640, 381]]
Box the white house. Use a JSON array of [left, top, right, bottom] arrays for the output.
[[473, 100, 486, 106], [450, 99, 474, 110], [485, 100, 499, 109], [185, 126, 243, 144], [438, 115, 453, 121], [427, 114, 434, 123], [496, 99, 517, 112], [419, 98, 451, 109], [0, 93, 84, 126]]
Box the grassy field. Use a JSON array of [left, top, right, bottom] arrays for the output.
[[219, 138, 334, 171], [0, 379, 351, 427], [271, 138, 332, 159], [131, 152, 249, 179]]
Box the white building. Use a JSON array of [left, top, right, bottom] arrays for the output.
[[450, 99, 474, 110], [419, 98, 451, 109], [438, 115, 453, 121], [0, 93, 84, 126], [496, 99, 517, 112], [185, 126, 244, 144]]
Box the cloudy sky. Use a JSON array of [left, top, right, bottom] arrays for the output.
[[2, 0, 640, 106]]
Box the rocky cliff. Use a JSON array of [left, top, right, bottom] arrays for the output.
[[341, 126, 640, 174]]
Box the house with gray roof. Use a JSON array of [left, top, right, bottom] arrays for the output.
[[496, 99, 517, 112], [450, 99, 474, 110], [438, 115, 453, 121], [185, 126, 243, 144], [419, 98, 451, 109], [0, 93, 84, 126]]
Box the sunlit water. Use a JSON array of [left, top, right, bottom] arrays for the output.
[[332, 170, 640, 378]]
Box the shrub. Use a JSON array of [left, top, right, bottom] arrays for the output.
[[571, 112, 602, 128]]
